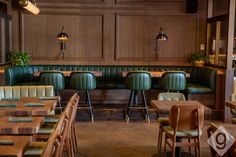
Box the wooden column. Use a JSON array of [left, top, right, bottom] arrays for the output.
[[224, 0, 235, 122]]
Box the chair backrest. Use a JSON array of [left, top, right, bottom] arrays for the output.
[[39, 72, 65, 90], [64, 93, 79, 129], [41, 129, 60, 157], [161, 71, 186, 91], [70, 71, 96, 90], [55, 93, 79, 156], [0, 85, 54, 100], [125, 71, 151, 90], [157, 92, 186, 101], [169, 104, 204, 131]]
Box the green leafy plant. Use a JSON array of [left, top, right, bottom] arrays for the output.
[[189, 52, 209, 64], [8, 51, 30, 66]]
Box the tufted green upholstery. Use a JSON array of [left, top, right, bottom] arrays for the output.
[[125, 71, 151, 90], [70, 71, 96, 90], [161, 71, 186, 91], [158, 92, 186, 101], [39, 71, 65, 90], [5, 65, 216, 94]]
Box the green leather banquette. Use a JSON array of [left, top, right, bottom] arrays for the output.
[[5, 65, 217, 94]]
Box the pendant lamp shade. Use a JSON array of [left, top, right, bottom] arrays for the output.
[[57, 27, 69, 41], [156, 27, 168, 41]]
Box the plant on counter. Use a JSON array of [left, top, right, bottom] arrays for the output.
[[7, 51, 30, 66], [189, 52, 209, 66]]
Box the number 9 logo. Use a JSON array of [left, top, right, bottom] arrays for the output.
[[215, 132, 227, 150]]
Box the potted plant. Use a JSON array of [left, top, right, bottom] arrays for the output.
[[189, 52, 209, 67], [8, 51, 30, 66]]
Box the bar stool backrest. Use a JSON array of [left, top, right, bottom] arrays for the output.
[[39, 71, 65, 90], [125, 71, 151, 90], [70, 71, 96, 90], [161, 71, 186, 92]]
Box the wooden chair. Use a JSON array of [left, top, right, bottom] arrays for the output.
[[157, 92, 186, 152], [24, 115, 66, 157], [31, 93, 79, 157], [163, 104, 204, 157], [62, 93, 80, 157]]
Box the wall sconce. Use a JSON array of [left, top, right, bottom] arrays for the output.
[[19, 0, 40, 15], [155, 27, 168, 58], [57, 26, 69, 59]]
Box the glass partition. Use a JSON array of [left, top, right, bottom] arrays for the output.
[[207, 15, 228, 67]]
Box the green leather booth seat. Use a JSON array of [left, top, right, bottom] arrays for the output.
[[5, 65, 217, 94], [0, 85, 54, 100]]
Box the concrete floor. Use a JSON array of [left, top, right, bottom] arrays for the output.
[[75, 120, 236, 157]]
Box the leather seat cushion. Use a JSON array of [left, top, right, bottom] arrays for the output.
[[186, 83, 212, 94], [97, 81, 126, 89], [163, 126, 202, 137]]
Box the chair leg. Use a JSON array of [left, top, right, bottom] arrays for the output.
[[55, 90, 63, 113], [158, 123, 163, 153], [126, 90, 134, 123], [163, 134, 167, 157], [86, 90, 94, 123], [141, 90, 150, 123], [171, 142, 176, 157], [72, 121, 79, 153], [134, 91, 138, 106], [197, 136, 201, 157]]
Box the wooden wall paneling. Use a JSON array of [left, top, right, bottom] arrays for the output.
[[0, 16, 5, 63], [38, 0, 105, 3], [12, 0, 207, 65], [115, 13, 198, 62], [21, 12, 104, 61]]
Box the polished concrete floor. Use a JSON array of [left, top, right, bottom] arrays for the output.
[[75, 120, 236, 157]]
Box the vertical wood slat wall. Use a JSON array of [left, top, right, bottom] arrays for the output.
[[12, 0, 207, 65]]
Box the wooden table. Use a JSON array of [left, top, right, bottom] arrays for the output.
[[0, 136, 32, 157], [226, 101, 236, 110], [150, 100, 208, 114], [0, 98, 57, 116], [0, 117, 44, 135], [122, 71, 190, 77], [34, 70, 103, 77]]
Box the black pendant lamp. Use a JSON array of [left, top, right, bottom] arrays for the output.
[[155, 27, 168, 58], [57, 26, 69, 59]]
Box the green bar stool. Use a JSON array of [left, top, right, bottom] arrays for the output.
[[125, 71, 151, 123], [161, 71, 186, 92], [39, 71, 65, 112], [70, 71, 96, 122]]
